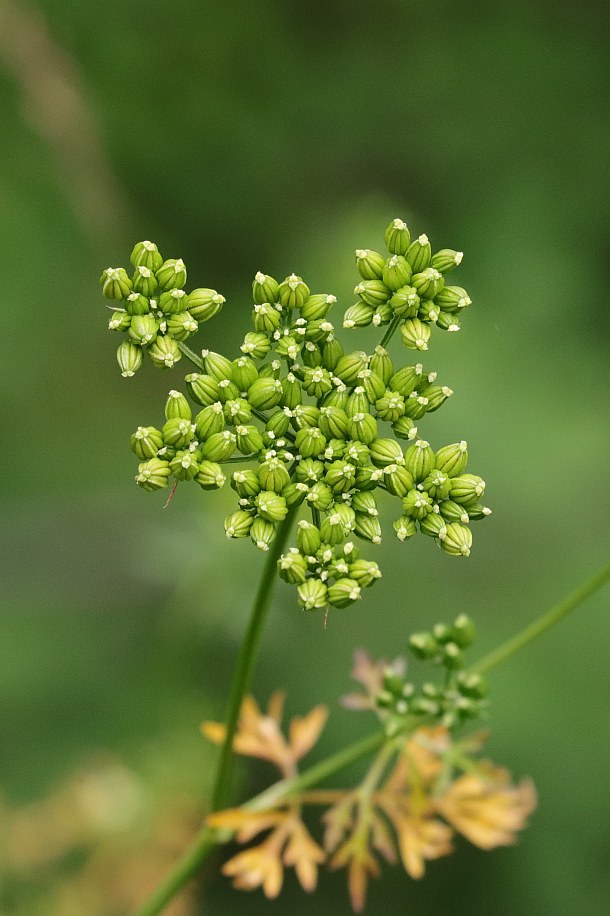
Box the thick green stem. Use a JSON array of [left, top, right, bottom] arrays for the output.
[[211, 509, 297, 812], [473, 560, 610, 675], [379, 315, 401, 348]]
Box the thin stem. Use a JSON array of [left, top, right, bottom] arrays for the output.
[[379, 315, 401, 349], [473, 560, 610, 675], [210, 509, 297, 812], [177, 341, 204, 370]]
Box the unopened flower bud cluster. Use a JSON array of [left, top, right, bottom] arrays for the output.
[[101, 220, 490, 614]]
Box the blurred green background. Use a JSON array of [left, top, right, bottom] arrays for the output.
[[1, 0, 608, 913]]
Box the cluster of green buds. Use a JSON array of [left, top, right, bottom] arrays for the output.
[[103, 219, 491, 615], [374, 615, 489, 734], [101, 241, 224, 376]]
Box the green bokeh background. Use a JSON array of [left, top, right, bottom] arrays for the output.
[[1, 1, 608, 913]]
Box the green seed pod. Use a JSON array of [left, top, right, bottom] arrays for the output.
[[355, 248, 385, 280], [295, 426, 326, 458], [423, 384, 453, 413], [328, 578, 361, 608], [252, 272, 280, 305], [247, 377, 282, 411], [258, 362, 281, 381], [334, 351, 368, 387], [158, 288, 188, 315], [402, 489, 434, 520], [187, 288, 225, 322], [291, 405, 320, 430], [274, 335, 301, 362], [384, 464, 414, 498], [241, 332, 272, 360], [107, 309, 131, 332], [350, 491, 378, 516], [129, 313, 158, 346], [278, 549, 308, 584], [419, 513, 448, 539], [298, 577, 328, 611], [354, 513, 382, 545], [346, 387, 370, 419], [423, 469, 452, 500], [382, 255, 413, 292], [135, 457, 171, 490], [354, 465, 384, 491], [164, 390, 192, 421], [299, 343, 322, 368], [434, 285, 472, 313], [402, 394, 428, 421], [417, 300, 439, 326], [404, 440, 435, 482], [224, 510, 254, 539], [456, 670, 488, 698], [354, 279, 391, 307], [393, 515, 417, 541], [295, 458, 325, 483], [371, 303, 393, 327], [223, 398, 252, 425], [155, 258, 187, 291], [194, 402, 225, 440], [230, 356, 258, 392], [186, 373, 221, 406], [231, 469, 261, 499], [258, 457, 290, 492], [384, 217, 411, 255], [250, 517, 276, 551], [466, 503, 492, 521], [162, 417, 194, 449], [166, 312, 198, 340], [130, 426, 163, 460], [343, 301, 375, 329], [254, 490, 288, 523], [318, 406, 349, 440], [450, 474, 485, 505], [124, 291, 150, 316], [435, 311, 461, 332], [321, 336, 344, 372], [392, 416, 418, 440], [320, 512, 346, 547], [300, 293, 336, 321], [375, 390, 405, 423], [278, 274, 310, 310], [390, 285, 420, 319], [441, 522, 473, 557], [389, 363, 423, 396], [198, 350, 231, 383], [434, 441, 468, 478], [200, 430, 236, 462], [100, 267, 132, 300], [369, 437, 404, 468], [302, 366, 332, 399], [305, 481, 334, 511], [325, 460, 356, 493], [451, 614, 477, 648], [148, 335, 181, 369], [263, 410, 291, 442], [357, 370, 386, 403], [409, 632, 439, 659], [117, 340, 143, 377], [405, 234, 432, 272], [276, 373, 300, 410], [297, 520, 322, 555], [333, 502, 356, 530], [131, 265, 158, 297], [195, 460, 226, 490], [400, 318, 431, 352], [438, 500, 470, 524], [252, 302, 281, 333], [280, 481, 307, 507], [442, 641, 464, 669], [431, 249, 463, 274], [412, 268, 444, 300], [344, 439, 371, 466], [235, 424, 264, 455], [130, 240, 164, 272], [169, 450, 199, 481], [347, 413, 378, 445], [369, 346, 394, 385], [321, 387, 349, 410], [348, 559, 381, 588]]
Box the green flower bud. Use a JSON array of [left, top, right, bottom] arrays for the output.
[[405, 234, 432, 272], [354, 279, 391, 307], [347, 413, 378, 445], [195, 460, 226, 490], [162, 417, 194, 449], [356, 370, 386, 403], [228, 356, 256, 392], [346, 387, 370, 419], [186, 373, 220, 406], [355, 248, 385, 281], [231, 470, 261, 501], [441, 522, 473, 557], [117, 340, 143, 377], [348, 559, 381, 588], [295, 458, 325, 484], [248, 377, 283, 410], [400, 318, 431, 351], [235, 424, 264, 455], [419, 512, 448, 539], [108, 309, 130, 332], [384, 464, 414, 498], [135, 457, 171, 490], [431, 249, 463, 274], [393, 515, 417, 541], [196, 352, 229, 384], [128, 313, 158, 346], [318, 406, 349, 440], [434, 285, 471, 313], [241, 332, 272, 360], [305, 481, 334, 511], [354, 465, 384, 491], [368, 344, 393, 382], [371, 303, 393, 327], [274, 335, 301, 362], [254, 490, 288, 523], [412, 268, 444, 300], [450, 474, 485, 505], [164, 390, 192, 421], [438, 500, 470, 524], [298, 577, 328, 611], [224, 510, 254, 540], [194, 402, 225, 439], [384, 218, 411, 255], [320, 336, 343, 372], [169, 450, 199, 480], [300, 293, 336, 320], [320, 512, 346, 546], [354, 513, 382, 545], [388, 363, 422, 395], [166, 311, 198, 340], [302, 366, 332, 399], [325, 460, 357, 493], [456, 670, 488, 698], [131, 265, 158, 297], [278, 549, 308, 584], [382, 255, 412, 292], [451, 614, 477, 648], [369, 437, 404, 468], [130, 426, 163, 460], [402, 489, 434, 520], [334, 351, 368, 387], [350, 491, 378, 516], [434, 441, 468, 477], [223, 398, 252, 425], [130, 240, 164, 272], [423, 469, 452, 500], [148, 335, 181, 369], [291, 404, 320, 430], [404, 440, 435, 482], [278, 273, 310, 310], [390, 285, 420, 318], [251, 301, 281, 333], [435, 311, 461, 332], [155, 258, 187, 291], [392, 416, 418, 440], [343, 301, 375, 329], [216, 379, 242, 404], [100, 267, 132, 300], [375, 390, 405, 423], [258, 457, 290, 492], [200, 430, 236, 462], [442, 641, 464, 669], [333, 502, 356, 530], [158, 288, 187, 315], [343, 439, 371, 466], [296, 520, 322, 555], [252, 271, 280, 305], [408, 632, 439, 659], [124, 291, 150, 316], [328, 578, 361, 608], [250, 517, 276, 551], [295, 426, 326, 458], [423, 384, 453, 413], [466, 503, 492, 521], [187, 288, 225, 323], [280, 482, 307, 507]]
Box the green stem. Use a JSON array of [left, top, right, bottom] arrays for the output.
[[473, 560, 610, 675], [210, 509, 297, 812], [379, 315, 401, 349], [177, 341, 204, 370]]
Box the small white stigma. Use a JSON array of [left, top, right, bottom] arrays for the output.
[[393, 218, 407, 230], [255, 271, 266, 283], [418, 234, 429, 245]]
